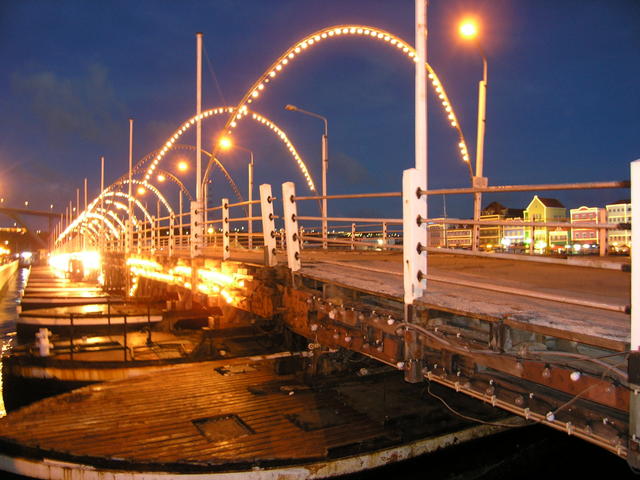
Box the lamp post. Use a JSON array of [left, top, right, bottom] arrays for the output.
[[219, 138, 255, 249], [285, 104, 328, 249], [459, 19, 488, 252]]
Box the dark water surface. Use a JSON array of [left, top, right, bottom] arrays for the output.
[[0, 267, 637, 479]]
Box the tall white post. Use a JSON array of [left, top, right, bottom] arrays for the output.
[[322, 132, 328, 249], [415, 0, 427, 173], [127, 119, 133, 257], [248, 156, 254, 249], [259, 184, 277, 267], [472, 57, 488, 252], [222, 198, 230, 260], [631, 159, 640, 351], [100, 156, 104, 254], [196, 32, 203, 203], [282, 182, 301, 272], [403, 0, 428, 307]]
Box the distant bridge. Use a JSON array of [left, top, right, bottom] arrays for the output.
[[0, 207, 60, 249]]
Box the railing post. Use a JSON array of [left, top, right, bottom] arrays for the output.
[[598, 209, 607, 257], [282, 182, 301, 272], [402, 168, 427, 307], [259, 184, 277, 267], [169, 213, 175, 257], [222, 198, 230, 260], [299, 226, 304, 251], [628, 159, 640, 469], [190, 200, 204, 258], [382, 221, 388, 251], [351, 223, 356, 251]]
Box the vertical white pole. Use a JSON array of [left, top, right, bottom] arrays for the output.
[[83, 178, 87, 249], [403, 0, 428, 306], [415, 0, 427, 173], [631, 160, 640, 350], [128, 119, 133, 257], [282, 182, 301, 272], [196, 32, 203, 203], [322, 133, 328, 249], [248, 156, 254, 249], [351, 223, 356, 250], [259, 184, 277, 267], [179, 191, 183, 252], [222, 198, 230, 260], [100, 156, 104, 254]]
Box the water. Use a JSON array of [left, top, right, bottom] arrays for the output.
[[0, 267, 28, 417], [0, 267, 638, 479]]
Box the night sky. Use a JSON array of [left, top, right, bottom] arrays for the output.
[[0, 0, 639, 228]]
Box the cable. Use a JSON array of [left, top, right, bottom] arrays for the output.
[[203, 45, 228, 108], [425, 382, 535, 429]]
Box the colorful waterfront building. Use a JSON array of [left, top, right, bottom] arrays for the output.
[[606, 200, 631, 253], [523, 196, 567, 253]]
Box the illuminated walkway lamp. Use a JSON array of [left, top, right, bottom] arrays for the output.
[[459, 18, 488, 252]]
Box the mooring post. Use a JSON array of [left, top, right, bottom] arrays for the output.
[[628, 159, 640, 468], [222, 198, 230, 260], [282, 182, 301, 272], [259, 184, 277, 267]]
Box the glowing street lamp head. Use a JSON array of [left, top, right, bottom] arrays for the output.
[[459, 20, 478, 39], [137, 186, 146, 195], [157, 174, 166, 182], [177, 160, 189, 172], [219, 136, 233, 150], [284, 104, 298, 111]]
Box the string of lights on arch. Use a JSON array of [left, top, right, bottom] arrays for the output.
[[198, 24, 474, 187], [140, 107, 317, 193]]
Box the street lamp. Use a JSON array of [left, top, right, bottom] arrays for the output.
[[285, 104, 328, 249], [459, 18, 488, 252], [177, 160, 189, 172], [219, 137, 255, 249]]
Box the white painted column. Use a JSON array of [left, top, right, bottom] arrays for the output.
[[631, 159, 640, 350], [259, 184, 277, 267], [282, 182, 301, 272], [222, 198, 230, 260]]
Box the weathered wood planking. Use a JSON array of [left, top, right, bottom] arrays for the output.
[[0, 359, 384, 465], [0, 358, 496, 470], [298, 253, 630, 352]]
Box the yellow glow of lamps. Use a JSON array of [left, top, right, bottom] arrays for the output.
[[219, 136, 233, 150], [157, 174, 166, 182], [137, 186, 146, 195], [459, 20, 478, 39], [177, 161, 189, 172]]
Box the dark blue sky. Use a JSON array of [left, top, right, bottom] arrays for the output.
[[0, 0, 638, 226]]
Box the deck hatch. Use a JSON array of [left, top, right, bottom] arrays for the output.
[[285, 407, 349, 431], [192, 414, 255, 442], [214, 364, 257, 376]]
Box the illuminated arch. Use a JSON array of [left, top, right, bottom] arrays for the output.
[[112, 179, 175, 216], [94, 207, 127, 231], [138, 106, 317, 193], [56, 210, 120, 244], [104, 199, 139, 227], [133, 145, 242, 202], [101, 192, 154, 226], [154, 169, 194, 202], [197, 24, 474, 186]]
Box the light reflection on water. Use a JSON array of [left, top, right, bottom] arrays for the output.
[[0, 267, 29, 417]]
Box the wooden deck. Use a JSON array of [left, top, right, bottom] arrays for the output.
[[0, 357, 511, 477], [297, 251, 630, 351]]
